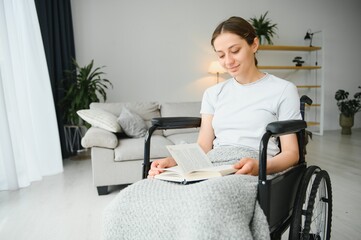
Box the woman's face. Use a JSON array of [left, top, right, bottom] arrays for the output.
[[213, 32, 258, 78]]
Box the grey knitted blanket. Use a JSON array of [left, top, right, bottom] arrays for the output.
[[103, 175, 270, 240], [103, 146, 270, 240]]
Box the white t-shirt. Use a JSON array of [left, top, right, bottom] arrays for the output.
[[200, 73, 301, 157]]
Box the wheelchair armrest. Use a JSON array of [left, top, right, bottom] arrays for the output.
[[266, 120, 307, 137], [143, 117, 201, 178], [259, 119, 307, 182], [151, 117, 201, 130]]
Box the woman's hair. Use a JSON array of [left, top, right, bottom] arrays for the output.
[[211, 16, 258, 65]]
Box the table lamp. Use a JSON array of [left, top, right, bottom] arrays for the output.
[[208, 61, 226, 84]]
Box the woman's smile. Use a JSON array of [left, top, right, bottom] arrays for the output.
[[227, 64, 240, 73]]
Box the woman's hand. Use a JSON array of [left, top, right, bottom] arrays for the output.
[[147, 157, 177, 178], [233, 157, 259, 176]]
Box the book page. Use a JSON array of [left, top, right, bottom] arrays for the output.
[[166, 143, 213, 173]]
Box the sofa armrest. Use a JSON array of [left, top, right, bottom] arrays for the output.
[[81, 127, 118, 149]]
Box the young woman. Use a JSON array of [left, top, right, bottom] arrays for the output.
[[148, 16, 301, 177], [103, 16, 303, 240]]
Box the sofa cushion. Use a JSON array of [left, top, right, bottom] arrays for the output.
[[77, 109, 121, 133], [117, 107, 147, 138], [81, 127, 118, 149], [160, 102, 201, 136], [114, 135, 173, 162]]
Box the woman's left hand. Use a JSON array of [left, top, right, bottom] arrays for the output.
[[233, 157, 259, 176]]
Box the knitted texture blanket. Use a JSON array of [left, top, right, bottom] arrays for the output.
[[103, 175, 270, 240]]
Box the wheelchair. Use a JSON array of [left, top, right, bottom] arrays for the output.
[[142, 96, 332, 240]]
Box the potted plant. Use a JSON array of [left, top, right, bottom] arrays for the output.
[[249, 11, 278, 45], [61, 59, 113, 125], [334, 86, 361, 134]]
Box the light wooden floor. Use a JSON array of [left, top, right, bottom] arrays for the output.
[[0, 129, 360, 240]]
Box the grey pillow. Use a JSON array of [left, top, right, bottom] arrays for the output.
[[117, 107, 147, 138]]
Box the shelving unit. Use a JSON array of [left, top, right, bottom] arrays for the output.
[[257, 44, 323, 135]]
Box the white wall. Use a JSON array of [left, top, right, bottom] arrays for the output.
[[71, 0, 361, 130]]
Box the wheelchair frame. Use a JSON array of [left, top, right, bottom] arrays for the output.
[[142, 96, 332, 240]]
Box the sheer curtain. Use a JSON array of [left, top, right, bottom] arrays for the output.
[[0, 0, 63, 190]]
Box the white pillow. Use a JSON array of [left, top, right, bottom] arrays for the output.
[[117, 107, 147, 138], [77, 109, 121, 133]]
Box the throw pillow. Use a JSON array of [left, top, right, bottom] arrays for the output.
[[77, 109, 121, 133], [117, 107, 147, 138]]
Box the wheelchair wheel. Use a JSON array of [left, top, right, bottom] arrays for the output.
[[289, 166, 332, 240]]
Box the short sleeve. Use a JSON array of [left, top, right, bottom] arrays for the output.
[[200, 88, 215, 115], [278, 82, 302, 121]]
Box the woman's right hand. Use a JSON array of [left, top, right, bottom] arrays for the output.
[[147, 157, 177, 178]]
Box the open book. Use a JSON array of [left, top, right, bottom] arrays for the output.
[[154, 143, 237, 184]]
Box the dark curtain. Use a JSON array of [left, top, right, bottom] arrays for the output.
[[34, 0, 76, 158]]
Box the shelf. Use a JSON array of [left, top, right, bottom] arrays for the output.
[[307, 121, 320, 127], [258, 45, 321, 51], [309, 104, 321, 107], [258, 66, 321, 70], [297, 85, 321, 89]]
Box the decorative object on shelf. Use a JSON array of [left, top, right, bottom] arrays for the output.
[[292, 56, 305, 66], [249, 11, 278, 45], [304, 29, 322, 47], [334, 87, 361, 134], [61, 59, 113, 126], [208, 61, 226, 84]]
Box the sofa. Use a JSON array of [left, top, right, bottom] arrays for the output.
[[78, 101, 201, 195]]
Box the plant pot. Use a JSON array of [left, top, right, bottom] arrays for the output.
[[339, 113, 354, 135]]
